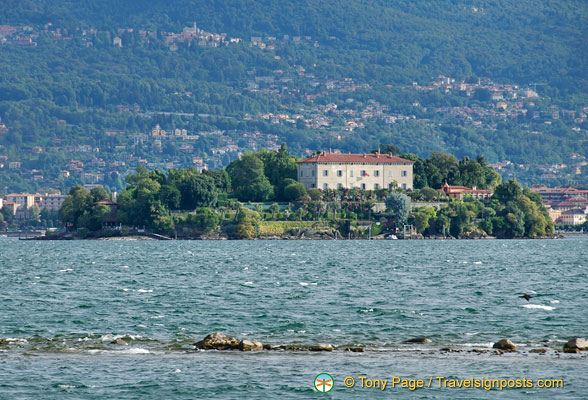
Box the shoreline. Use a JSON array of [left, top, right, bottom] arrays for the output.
[[25, 232, 565, 241]]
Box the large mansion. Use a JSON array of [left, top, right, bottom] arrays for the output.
[[297, 152, 414, 191]]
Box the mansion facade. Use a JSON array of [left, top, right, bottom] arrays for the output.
[[297, 152, 414, 191]]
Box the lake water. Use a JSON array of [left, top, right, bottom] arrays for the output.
[[0, 238, 586, 399]]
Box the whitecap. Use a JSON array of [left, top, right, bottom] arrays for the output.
[[151, 315, 165, 319], [462, 342, 494, 348], [34, 276, 40, 279], [137, 289, 153, 293], [173, 369, 182, 374], [522, 304, 554, 311], [465, 332, 480, 336], [243, 267, 248, 270], [243, 281, 254, 286], [58, 385, 76, 389], [299, 282, 317, 286], [100, 334, 142, 342], [119, 348, 150, 354], [122, 288, 130, 292], [4, 338, 27, 343], [59, 268, 73, 272], [550, 300, 560, 304], [360, 308, 374, 313], [473, 261, 483, 265], [120, 265, 129, 269], [299, 282, 309, 286]]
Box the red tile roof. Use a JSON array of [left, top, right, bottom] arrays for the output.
[[95, 199, 118, 205], [297, 153, 414, 164]]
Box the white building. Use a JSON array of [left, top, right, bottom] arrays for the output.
[[297, 152, 414, 191]]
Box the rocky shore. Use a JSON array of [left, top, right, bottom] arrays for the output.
[[185, 332, 588, 356]]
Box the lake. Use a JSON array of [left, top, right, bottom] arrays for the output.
[[0, 238, 586, 399]]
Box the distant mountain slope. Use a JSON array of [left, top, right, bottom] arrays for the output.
[[0, 0, 587, 193], [1, 0, 587, 91]]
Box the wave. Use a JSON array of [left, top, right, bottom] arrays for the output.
[[521, 304, 555, 311]]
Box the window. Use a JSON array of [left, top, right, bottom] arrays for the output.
[[311, 184, 315, 188], [388, 170, 393, 177], [374, 170, 380, 177], [323, 170, 329, 176], [361, 183, 366, 190], [402, 183, 407, 189], [374, 183, 379, 190], [311, 170, 315, 177], [337, 170, 342, 177], [361, 170, 367, 176], [337, 183, 343, 189], [300, 170, 303, 177], [388, 183, 394, 189], [401, 170, 407, 177], [323, 183, 329, 189], [350, 170, 354, 177]]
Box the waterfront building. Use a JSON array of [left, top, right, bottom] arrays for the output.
[[297, 151, 414, 190]]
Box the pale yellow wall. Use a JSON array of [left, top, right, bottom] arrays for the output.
[[298, 162, 413, 190]]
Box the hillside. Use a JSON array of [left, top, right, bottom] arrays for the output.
[[0, 0, 587, 192]]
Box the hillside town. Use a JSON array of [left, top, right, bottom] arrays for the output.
[[1, 22, 587, 199]]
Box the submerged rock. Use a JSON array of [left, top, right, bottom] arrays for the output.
[[111, 338, 129, 345], [493, 339, 517, 352], [239, 339, 263, 351], [194, 332, 240, 350], [529, 348, 548, 354], [404, 337, 432, 344], [563, 338, 588, 353], [345, 347, 365, 352], [263, 344, 274, 350], [309, 343, 334, 352]]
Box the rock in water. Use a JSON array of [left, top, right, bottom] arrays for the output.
[[194, 332, 240, 350], [239, 340, 263, 351], [563, 338, 588, 353], [111, 338, 128, 345], [493, 339, 517, 352], [529, 348, 547, 354], [404, 337, 432, 344], [309, 343, 334, 352]]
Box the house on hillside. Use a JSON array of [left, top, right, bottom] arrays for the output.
[[441, 181, 493, 200], [297, 151, 414, 190]]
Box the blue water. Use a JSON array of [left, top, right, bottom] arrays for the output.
[[0, 238, 586, 399]]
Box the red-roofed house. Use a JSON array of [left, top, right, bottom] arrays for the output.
[[297, 151, 414, 190], [441, 182, 493, 200]]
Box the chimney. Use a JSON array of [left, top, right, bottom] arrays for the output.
[[363, 153, 366, 158]]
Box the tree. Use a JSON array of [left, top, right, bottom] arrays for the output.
[[189, 207, 220, 234], [493, 179, 523, 203], [60, 185, 92, 228], [269, 203, 280, 219], [283, 182, 307, 201], [385, 192, 411, 229], [227, 152, 273, 202], [78, 204, 110, 231], [233, 207, 261, 238]]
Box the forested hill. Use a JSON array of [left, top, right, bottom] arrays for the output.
[[1, 0, 587, 93], [0, 0, 587, 193]]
